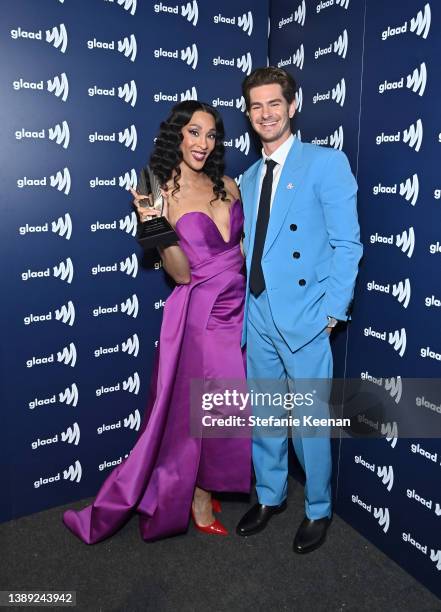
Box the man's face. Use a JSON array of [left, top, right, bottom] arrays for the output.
[[247, 83, 295, 147]]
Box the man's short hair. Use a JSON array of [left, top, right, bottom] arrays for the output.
[[242, 67, 297, 110]]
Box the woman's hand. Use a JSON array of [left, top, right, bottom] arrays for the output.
[[130, 188, 160, 223], [130, 188, 171, 222]]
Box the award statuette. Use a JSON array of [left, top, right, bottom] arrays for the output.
[[135, 165, 178, 249]]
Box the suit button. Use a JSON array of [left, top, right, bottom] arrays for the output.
[[290, 224, 298, 231], [293, 251, 300, 259], [299, 279, 306, 286]]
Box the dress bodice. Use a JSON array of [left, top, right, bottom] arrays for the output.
[[174, 199, 243, 267]]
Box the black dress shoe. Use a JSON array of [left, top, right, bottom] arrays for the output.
[[236, 501, 287, 536], [293, 516, 331, 554]]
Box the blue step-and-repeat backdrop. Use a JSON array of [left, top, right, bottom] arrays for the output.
[[270, 0, 440, 598], [0, 0, 267, 520], [1, 0, 440, 600]]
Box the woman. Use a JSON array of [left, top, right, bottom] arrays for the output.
[[63, 101, 251, 543]]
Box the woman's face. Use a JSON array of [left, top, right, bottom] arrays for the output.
[[180, 110, 217, 171]]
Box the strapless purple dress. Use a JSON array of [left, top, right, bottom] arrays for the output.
[[63, 199, 251, 543]]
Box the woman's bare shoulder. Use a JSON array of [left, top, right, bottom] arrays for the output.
[[222, 175, 241, 203]]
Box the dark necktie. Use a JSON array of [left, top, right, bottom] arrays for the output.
[[249, 159, 277, 297]]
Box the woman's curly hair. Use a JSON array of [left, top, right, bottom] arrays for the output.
[[149, 100, 228, 203]]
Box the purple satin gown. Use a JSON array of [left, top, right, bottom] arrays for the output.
[[63, 199, 251, 543]]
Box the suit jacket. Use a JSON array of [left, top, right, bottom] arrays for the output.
[[241, 137, 363, 352]]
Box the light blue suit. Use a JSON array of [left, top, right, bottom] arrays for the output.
[[241, 137, 362, 519]]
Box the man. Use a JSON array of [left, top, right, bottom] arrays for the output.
[[236, 67, 362, 553]]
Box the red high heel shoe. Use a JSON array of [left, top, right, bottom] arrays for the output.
[[191, 505, 228, 536], [211, 498, 221, 513]]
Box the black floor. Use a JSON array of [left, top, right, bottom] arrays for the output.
[[1, 485, 440, 612]]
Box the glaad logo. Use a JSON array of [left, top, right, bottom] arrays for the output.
[[90, 168, 137, 190], [21, 257, 74, 284], [369, 227, 415, 258], [57, 342, 77, 367], [351, 495, 390, 532], [363, 326, 407, 357], [407, 488, 439, 513], [278, 1, 306, 28], [31, 422, 80, 450], [212, 52, 252, 75], [88, 80, 138, 107], [19, 213, 73, 240], [97, 409, 141, 435], [295, 88, 303, 112], [11, 23, 68, 54], [313, 78, 345, 107], [377, 465, 394, 491], [416, 395, 441, 414], [373, 507, 390, 533], [381, 3, 431, 41], [224, 132, 250, 155], [361, 372, 403, 403], [376, 118, 423, 151], [89, 124, 137, 151], [124, 409, 141, 430], [278, 43, 304, 70], [92, 294, 139, 318], [53, 257, 74, 283], [420, 346, 441, 361], [15, 120, 70, 149], [372, 173, 419, 206], [33, 460, 82, 488], [213, 11, 253, 36], [389, 328, 407, 357], [18, 168, 72, 194], [317, 0, 349, 13], [13, 72, 69, 102], [91, 253, 138, 278], [425, 293, 441, 308], [154, 44, 198, 69], [154, 86, 198, 103], [431, 550, 441, 570], [23, 301, 76, 326], [26, 342, 77, 368], [45, 23, 68, 53], [94, 333, 140, 358], [96, 372, 140, 397], [366, 278, 411, 309], [311, 126, 344, 150], [237, 53, 253, 75], [61, 422, 80, 444], [87, 34, 137, 62], [212, 95, 245, 111], [379, 63, 427, 97], [29, 383, 78, 410], [90, 212, 137, 237], [382, 421, 398, 448], [154, 1, 199, 26], [60, 384, 79, 407], [63, 460, 82, 483], [315, 29, 348, 60]]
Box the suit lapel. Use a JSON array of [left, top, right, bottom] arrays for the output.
[[263, 138, 305, 257]]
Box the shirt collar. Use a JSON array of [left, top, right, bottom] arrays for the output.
[[262, 133, 295, 167]]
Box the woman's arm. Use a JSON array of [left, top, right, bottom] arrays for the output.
[[130, 188, 191, 285], [157, 243, 191, 284]]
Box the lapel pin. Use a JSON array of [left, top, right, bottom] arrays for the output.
[[287, 183, 294, 190]]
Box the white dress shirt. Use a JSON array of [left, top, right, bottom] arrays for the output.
[[258, 133, 295, 211]]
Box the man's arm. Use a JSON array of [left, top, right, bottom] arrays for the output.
[[319, 150, 363, 322]]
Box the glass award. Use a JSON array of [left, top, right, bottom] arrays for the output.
[[135, 165, 178, 249]]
